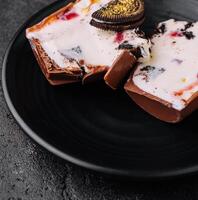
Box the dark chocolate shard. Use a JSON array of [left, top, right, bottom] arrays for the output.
[[104, 51, 137, 89]]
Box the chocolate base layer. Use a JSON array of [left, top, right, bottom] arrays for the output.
[[90, 16, 145, 31], [30, 39, 83, 85], [124, 75, 198, 123], [104, 51, 136, 89], [29, 39, 112, 85]]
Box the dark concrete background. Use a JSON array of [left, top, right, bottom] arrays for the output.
[[1, 0, 198, 199]]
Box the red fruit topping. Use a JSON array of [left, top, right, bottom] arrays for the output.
[[170, 31, 183, 37], [60, 12, 79, 20], [114, 32, 124, 43], [65, 12, 79, 20], [174, 81, 198, 96]]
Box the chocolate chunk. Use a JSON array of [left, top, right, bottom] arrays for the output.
[[104, 51, 137, 89]]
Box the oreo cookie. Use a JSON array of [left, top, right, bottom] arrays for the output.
[[90, 0, 145, 31]]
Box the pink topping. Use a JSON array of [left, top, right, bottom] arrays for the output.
[[170, 31, 183, 37], [60, 12, 79, 20], [114, 32, 124, 43]]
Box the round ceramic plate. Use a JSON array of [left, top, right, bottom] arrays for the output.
[[2, 0, 198, 179]]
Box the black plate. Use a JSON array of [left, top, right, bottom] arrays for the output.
[[2, 0, 198, 179]]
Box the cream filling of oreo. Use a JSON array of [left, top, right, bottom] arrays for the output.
[[92, 15, 144, 25], [92, 18, 119, 24], [27, 0, 150, 72], [133, 19, 198, 111]]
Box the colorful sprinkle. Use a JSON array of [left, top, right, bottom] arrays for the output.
[[114, 32, 124, 43], [60, 12, 79, 20], [170, 31, 183, 37], [174, 81, 198, 96], [181, 78, 187, 83]]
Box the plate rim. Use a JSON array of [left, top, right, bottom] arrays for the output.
[[2, 0, 198, 180]]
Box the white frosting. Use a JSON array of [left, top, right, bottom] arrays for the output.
[[133, 19, 198, 111], [26, 0, 150, 71]]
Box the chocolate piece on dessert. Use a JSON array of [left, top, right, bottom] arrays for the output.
[[105, 30, 151, 89], [104, 51, 136, 89], [26, 0, 148, 86], [90, 0, 145, 31], [29, 38, 83, 85], [125, 19, 198, 123]]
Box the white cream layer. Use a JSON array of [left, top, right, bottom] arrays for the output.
[[133, 19, 198, 111], [26, 0, 150, 71]]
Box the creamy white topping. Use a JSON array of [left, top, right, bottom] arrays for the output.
[[133, 19, 198, 111], [26, 0, 150, 71]]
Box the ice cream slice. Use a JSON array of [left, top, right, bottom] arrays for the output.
[[26, 0, 150, 85], [125, 19, 198, 122]]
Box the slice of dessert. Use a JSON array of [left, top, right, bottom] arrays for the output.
[[125, 19, 198, 123], [26, 0, 150, 86]]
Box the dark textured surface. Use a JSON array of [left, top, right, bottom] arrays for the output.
[[1, 0, 198, 199]]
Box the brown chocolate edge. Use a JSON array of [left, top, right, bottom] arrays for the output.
[[26, 1, 85, 85], [90, 16, 145, 32], [124, 74, 198, 123], [29, 39, 82, 85], [29, 38, 110, 85], [104, 51, 137, 90], [26, 1, 77, 33]]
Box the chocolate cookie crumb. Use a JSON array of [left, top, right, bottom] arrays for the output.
[[118, 42, 134, 50], [155, 23, 167, 34], [183, 31, 195, 40], [140, 65, 155, 72], [184, 22, 194, 31]]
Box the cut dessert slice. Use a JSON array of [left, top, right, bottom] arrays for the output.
[[26, 0, 150, 86], [125, 19, 198, 123]]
